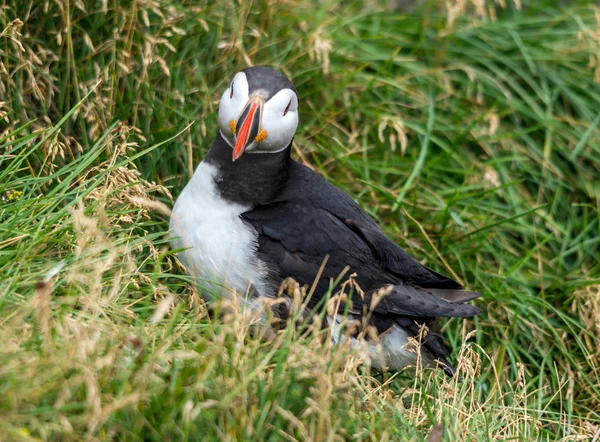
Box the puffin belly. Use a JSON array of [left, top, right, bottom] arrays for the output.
[[328, 314, 428, 371], [169, 162, 268, 298]]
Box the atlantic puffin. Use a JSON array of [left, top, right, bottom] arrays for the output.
[[169, 66, 481, 376]]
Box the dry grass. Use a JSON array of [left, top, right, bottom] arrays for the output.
[[1, 0, 600, 440]]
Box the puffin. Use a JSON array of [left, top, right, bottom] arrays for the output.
[[169, 66, 481, 376]]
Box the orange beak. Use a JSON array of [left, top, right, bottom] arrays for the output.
[[232, 96, 264, 161]]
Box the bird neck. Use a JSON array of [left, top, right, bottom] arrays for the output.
[[204, 132, 293, 207]]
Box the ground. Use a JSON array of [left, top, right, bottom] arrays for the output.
[[0, 0, 599, 440]]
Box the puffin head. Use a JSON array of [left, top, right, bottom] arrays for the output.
[[217, 66, 299, 162]]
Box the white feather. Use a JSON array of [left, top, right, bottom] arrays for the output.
[[169, 162, 268, 298], [218, 72, 250, 144], [256, 88, 298, 153], [328, 314, 423, 371], [217, 70, 299, 154]]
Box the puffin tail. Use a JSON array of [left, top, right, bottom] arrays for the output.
[[428, 288, 481, 305]]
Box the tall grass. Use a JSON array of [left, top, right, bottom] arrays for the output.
[[1, 0, 599, 440]]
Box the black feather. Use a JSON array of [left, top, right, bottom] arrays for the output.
[[206, 132, 481, 376]]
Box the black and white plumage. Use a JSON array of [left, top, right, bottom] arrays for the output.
[[170, 66, 481, 376]]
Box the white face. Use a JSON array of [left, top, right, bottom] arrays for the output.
[[217, 71, 299, 156]]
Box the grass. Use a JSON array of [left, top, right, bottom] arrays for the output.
[[1, 0, 599, 440]]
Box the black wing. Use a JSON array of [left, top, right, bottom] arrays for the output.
[[242, 200, 480, 319], [274, 163, 472, 288]]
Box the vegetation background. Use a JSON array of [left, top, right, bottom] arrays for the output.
[[1, 0, 599, 440]]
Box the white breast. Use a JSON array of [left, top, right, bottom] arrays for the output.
[[169, 162, 268, 298]]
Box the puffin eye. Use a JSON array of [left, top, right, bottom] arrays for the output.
[[230, 83, 234, 99], [283, 100, 291, 116]]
